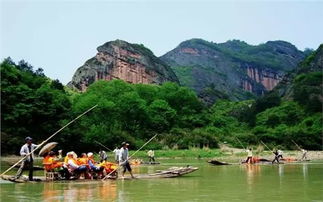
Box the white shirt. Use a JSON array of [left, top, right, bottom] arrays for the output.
[[67, 159, 79, 170], [278, 150, 283, 155], [20, 143, 37, 161], [119, 147, 128, 163], [147, 150, 154, 157], [113, 149, 120, 161], [246, 149, 252, 157]]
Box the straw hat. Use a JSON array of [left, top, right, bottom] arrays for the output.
[[67, 151, 77, 159]]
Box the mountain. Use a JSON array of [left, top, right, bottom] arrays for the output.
[[274, 44, 323, 111], [68, 40, 179, 91], [160, 39, 306, 103]]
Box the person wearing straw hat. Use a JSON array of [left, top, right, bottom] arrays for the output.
[[119, 142, 134, 178], [15, 137, 38, 181]]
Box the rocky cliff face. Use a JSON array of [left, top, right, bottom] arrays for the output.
[[273, 44, 323, 98], [68, 40, 179, 91], [161, 39, 306, 102], [241, 65, 284, 93]]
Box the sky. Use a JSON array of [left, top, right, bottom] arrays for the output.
[[1, 0, 323, 84]]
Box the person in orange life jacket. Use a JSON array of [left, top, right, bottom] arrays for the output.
[[66, 152, 87, 174], [43, 151, 69, 179], [78, 153, 88, 166], [87, 152, 104, 172], [15, 137, 38, 181], [43, 151, 64, 170]]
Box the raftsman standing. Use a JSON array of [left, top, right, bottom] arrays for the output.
[[119, 142, 135, 178], [15, 137, 38, 181]]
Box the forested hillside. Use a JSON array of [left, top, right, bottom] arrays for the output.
[[1, 45, 322, 154], [161, 39, 307, 103]]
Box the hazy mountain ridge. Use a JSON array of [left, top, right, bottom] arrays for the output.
[[160, 38, 306, 103]]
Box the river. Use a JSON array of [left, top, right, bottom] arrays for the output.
[[1, 159, 322, 201]]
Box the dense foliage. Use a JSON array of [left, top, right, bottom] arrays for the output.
[[1, 46, 322, 154], [1, 58, 71, 154]]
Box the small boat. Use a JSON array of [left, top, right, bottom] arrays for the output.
[[280, 158, 298, 162], [0, 166, 198, 183], [123, 166, 198, 179], [240, 158, 271, 164], [207, 160, 231, 165], [208, 158, 272, 166]]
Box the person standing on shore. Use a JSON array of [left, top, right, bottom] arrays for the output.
[[15, 137, 38, 181], [119, 142, 134, 178]]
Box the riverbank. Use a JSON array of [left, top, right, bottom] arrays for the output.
[[131, 148, 323, 162], [2, 148, 323, 163]]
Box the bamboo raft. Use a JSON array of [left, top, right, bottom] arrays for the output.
[[141, 162, 161, 165], [11, 164, 44, 171], [208, 158, 310, 166], [1, 166, 198, 183]]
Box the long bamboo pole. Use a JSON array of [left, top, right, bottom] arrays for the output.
[[235, 136, 245, 150], [260, 140, 273, 152], [291, 140, 302, 150], [0, 105, 98, 177], [102, 134, 158, 181], [94, 140, 113, 152]]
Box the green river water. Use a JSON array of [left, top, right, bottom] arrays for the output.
[[1, 159, 322, 202]]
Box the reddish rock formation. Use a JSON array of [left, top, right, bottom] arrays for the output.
[[242, 66, 283, 93], [68, 40, 179, 91]]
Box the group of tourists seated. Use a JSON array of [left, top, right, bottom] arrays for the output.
[[42, 150, 117, 180]]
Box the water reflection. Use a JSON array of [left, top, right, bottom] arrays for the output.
[[302, 163, 308, 179], [243, 164, 261, 197], [278, 164, 284, 177], [1, 160, 323, 202], [42, 181, 117, 201], [244, 164, 261, 183]]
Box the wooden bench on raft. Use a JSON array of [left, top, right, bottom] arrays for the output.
[[43, 164, 60, 180], [44, 170, 60, 180]]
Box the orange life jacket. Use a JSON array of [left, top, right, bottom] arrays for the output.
[[43, 155, 63, 171], [43, 155, 52, 171], [64, 156, 69, 164], [77, 157, 88, 166], [102, 162, 117, 173]]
